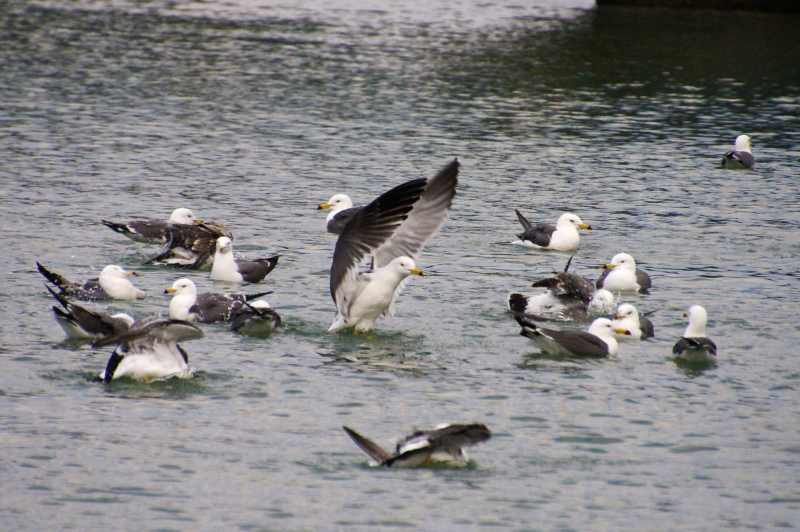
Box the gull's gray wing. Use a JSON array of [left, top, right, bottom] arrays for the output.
[[636, 270, 652, 293], [330, 178, 428, 303], [236, 256, 280, 283], [547, 329, 609, 357], [518, 221, 555, 247], [673, 336, 716, 356], [425, 423, 492, 451], [101, 218, 170, 244], [327, 207, 362, 235], [342, 426, 393, 463], [372, 159, 459, 268], [46, 285, 130, 337], [94, 318, 202, 348]]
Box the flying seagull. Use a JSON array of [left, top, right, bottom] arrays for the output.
[[342, 423, 491, 468], [328, 158, 459, 333]]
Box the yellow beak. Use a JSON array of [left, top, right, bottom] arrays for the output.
[[192, 218, 205, 225], [410, 267, 424, 276], [579, 223, 592, 230], [604, 263, 616, 270], [318, 202, 332, 210], [164, 287, 177, 294], [614, 327, 631, 336]]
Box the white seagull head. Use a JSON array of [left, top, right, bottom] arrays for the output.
[[734, 134, 752, 153], [683, 304, 708, 337], [169, 207, 200, 225], [606, 253, 637, 272], [557, 212, 591, 231], [215, 236, 233, 254]]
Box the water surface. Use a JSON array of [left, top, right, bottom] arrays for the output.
[[2, 1, 800, 530]]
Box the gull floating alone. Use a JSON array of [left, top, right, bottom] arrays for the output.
[[37, 262, 145, 301], [721, 134, 754, 170], [513, 210, 591, 252], [673, 305, 717, 363]]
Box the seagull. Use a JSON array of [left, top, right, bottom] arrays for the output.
[[101, 207, 201, 245], [164, 278, 271, 323], [37, 262, 146, 301], [721, 134, 754, 170], [230, 300, 282, 336], [147, 221, 233, 269], [672, 305, 717, 363], [210, 237, 279, 283], [515, 314, 628, 357], [596, 253, 651, 294], [93, 318, 203, 383], [508, 257, 615, 321], [328, 158, 459, 333], [45, 285, 135, 341], [342, 423, 491, 468], [611, 303, 654, 341], [318, 194, 361, 235], [514, 210, 591, 252]]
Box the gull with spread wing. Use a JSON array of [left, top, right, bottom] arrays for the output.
[[328, 159, 459, 333]]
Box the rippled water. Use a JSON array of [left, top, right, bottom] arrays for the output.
[[2, 0, 800, 530]]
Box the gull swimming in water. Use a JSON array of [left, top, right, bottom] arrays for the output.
[[165, 278, 271, 323], [93, 318, 203, 383], [210, 237, 279, 284], [508, 257, 615, 321], [45, 286, 135, 341], [37, 262, 146, 301], [515, 314, 628, 357], [672, 305, 717, 363], [611, 303, 654, 341], [147, 221, 233, 269], [101, 207, 201, 245], [342, 423, 491, 468], [327, 158, 459, 333], [230, 300, 282, 336], [513, 210, 591, 252], [721, 134, 754, 170], [596, 253, 652, 294]]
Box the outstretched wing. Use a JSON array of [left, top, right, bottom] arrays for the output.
[[94, 319, 202, 348], [330, 178, 428, 303], [372, 158, 459, 268], [342, 426, 393, 464]]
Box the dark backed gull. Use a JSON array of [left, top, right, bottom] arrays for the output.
[[101, 208, 201, 245], [45, 285, 135, 341], [147, 221, 233, 269], [93, 318, 203, 383], [342, 423, 491, 468], [514, 210, 591, 252], [508, 257, 615, 321], [328, 158, 459, 333], [721, 134, 754, 170], [165, 278, 271, 323], [611, 303, 654, 341], [318, 194, 361, 235], [515, 314, 628, 357], [230, 300, 282, 336], [37, 262, 145, 301], [673, 305, 717, 363], [596, 253, 652, 294], [210, 237, 280, 284]]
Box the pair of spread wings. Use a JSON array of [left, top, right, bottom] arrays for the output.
[[342, 423, 490, 467], [329, 159, 459, 305]]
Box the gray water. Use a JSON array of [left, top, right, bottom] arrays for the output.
[[2, 0, 800, 530]]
